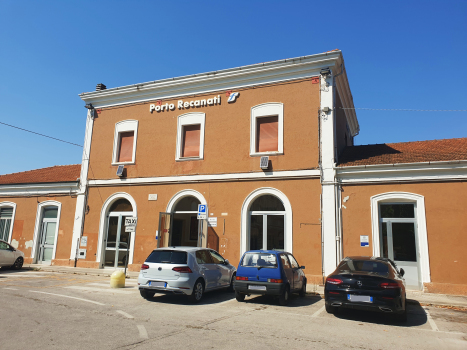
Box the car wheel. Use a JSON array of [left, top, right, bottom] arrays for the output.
[[299, 279, 307, 297], [140, 289, 154, 300], [12, 257, 23, 270], [235, 291, 245, 302], [325, 303, 337, 314], [228, 273, 236, 292], [190, 279, 204, 303], [279, 285, 290, 306]]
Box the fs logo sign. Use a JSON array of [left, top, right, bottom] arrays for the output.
[[226, 91, 239, 103]]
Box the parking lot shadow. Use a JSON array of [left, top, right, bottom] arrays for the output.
[[331, 299, 428, 327], [147, 290, 236, 305], [243, 293, 322, 308]]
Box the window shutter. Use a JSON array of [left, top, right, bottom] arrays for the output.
[[257, 116, 278, 152], [118, 131, 134, 162], [182, 124, 201, 157]]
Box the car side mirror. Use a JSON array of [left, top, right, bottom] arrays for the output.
[[224, 259, 229, 265], [300, 266, 305, 270], [399, 268, 405, 277], [9, 247, 15, 251]]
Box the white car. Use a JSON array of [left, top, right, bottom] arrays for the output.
[[138, 247, 236, 302], [0, 240, 24, 269]]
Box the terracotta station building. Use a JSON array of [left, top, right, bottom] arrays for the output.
[[1, 50, 466, 295]]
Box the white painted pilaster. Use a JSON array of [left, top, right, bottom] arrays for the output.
[[70, 109, 94, 260], [320, 72, 339, 276]]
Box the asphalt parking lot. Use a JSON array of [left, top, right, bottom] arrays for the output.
[[1, 269, 466, 350]]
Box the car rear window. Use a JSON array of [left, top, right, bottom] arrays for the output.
[[338, 260, 389, 275], [241, 253, 277, 268], [145, 250, 187, 264]]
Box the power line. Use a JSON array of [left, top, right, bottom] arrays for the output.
[[339, 108, 467, 112], [0, 121, 83, 147]]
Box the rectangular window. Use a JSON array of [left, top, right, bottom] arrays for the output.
[[250, 103, 283, 156], [181, 125, 201, 158], [176, 113, 205, 161], [117, 131, 134, 163], [256, 116, 278, 153]]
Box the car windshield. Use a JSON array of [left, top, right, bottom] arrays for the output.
[[241, 253, 277, 268], [146, 250, 187, 264], [338, 260, 389, 275]]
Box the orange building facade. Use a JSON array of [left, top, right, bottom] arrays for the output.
[[2, 50, 466, 294]]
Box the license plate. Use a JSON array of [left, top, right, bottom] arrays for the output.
[[149, 281, 166, 287], [248, 285, 266, 291], [347, 294, 373, 303]]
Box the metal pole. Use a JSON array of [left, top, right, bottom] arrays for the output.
[[124, 233, 129, 277], [74, 238, 79, 267]]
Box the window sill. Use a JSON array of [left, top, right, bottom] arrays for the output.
[[250, 152, 283, 157], [176, 157, 203, 162], [111, 161, 135, 166]]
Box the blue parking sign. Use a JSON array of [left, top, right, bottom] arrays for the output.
[[197, 204, 207, 219]]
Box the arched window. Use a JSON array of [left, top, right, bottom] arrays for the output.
[[241, 188, 292, 254]]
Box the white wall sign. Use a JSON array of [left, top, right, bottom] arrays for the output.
[[208, 217, 217, 227], [125, 226, 136, 232], [125, 217, 138, 226], [80, 236, 87, 247], [360, 235, 369, 247], [148, 194, 158, 201]]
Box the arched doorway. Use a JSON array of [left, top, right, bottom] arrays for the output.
[[32, 201, 62, 265], [241, 188, 293, 255], [159, 190, 207, 248], [103, 198, 133, 268]]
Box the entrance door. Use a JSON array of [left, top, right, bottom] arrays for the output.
[[104, 214, 131, 268], [37, 207, 58, 264], [103, 198, 134, 269], [380, 203, 421, 290]]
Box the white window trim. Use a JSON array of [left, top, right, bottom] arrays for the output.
[[241, 187, 292, 256], [97, 192, 137, 267], [31, 200, 62, 263], [166, 189, 207, 213], [370, 192, 431, 283], [112, 120, 138, 165], [0, 201, 16, 244], [176, 112, 205, 161], [250, 103, 284, 156]]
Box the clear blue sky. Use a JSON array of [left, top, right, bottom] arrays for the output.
[[1, 1, 466, 175]]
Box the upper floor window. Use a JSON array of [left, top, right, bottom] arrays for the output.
[[250, 103, 283, 156], [176, 113, 205, 161], [112, 120, 138, 164]]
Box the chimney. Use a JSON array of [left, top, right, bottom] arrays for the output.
[[96, 83, 107, 91]]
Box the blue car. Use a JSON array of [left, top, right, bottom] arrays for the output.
[[234, 250, 307, 306]]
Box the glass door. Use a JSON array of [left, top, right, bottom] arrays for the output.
[[104, 213, 131, 268], [37, 207, 58, 264], [380, 203, 421, 290]]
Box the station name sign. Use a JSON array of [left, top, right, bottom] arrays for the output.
[[149, 92, 239, 113]]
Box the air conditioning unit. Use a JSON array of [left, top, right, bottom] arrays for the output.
[[260, 156, 269, 170], [116, 165, 125, 177]]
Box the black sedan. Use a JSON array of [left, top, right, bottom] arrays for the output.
[[324, 256, 407, 321]]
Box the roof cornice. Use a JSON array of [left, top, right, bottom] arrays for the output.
[[336, 160, 467, 184], [0, 182, 79, 197], [79, 51, 343, 108]]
